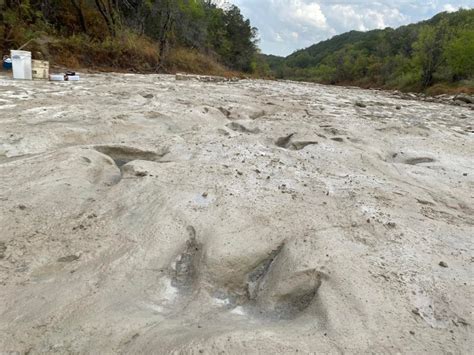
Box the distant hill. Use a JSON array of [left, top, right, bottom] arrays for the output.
[[262, 9, 474, 93]]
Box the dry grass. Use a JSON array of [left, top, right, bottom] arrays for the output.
[[164, 48, 241, 78], [48, 32, 160, 72], [32, 36, 243, 78], [425, 82, 474, 96]]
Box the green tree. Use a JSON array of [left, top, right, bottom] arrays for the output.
[[412, 22, 449, 87], [221, 5, 257, 72], [445, 29, 474, 79]]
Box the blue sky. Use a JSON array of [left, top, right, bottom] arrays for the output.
[[216, 0, 474, 56]]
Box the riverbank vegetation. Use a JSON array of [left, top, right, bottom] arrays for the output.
[[263, 9, 473, 93], [0, 0, 261, 75]]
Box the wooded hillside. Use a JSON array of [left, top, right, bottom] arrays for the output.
[[264, 9, 474, 93], [0, 0, 261, 75]]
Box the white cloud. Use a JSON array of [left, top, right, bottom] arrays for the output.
[[443, 4, 459, 12], [275, 33, 284, 42], [227, 0, 474, 56], [327, 4, 405, 32], [287, 1, 328, 29]]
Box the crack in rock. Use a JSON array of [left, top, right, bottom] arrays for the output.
[[275, 134, 318, 151], [171, 226, 202, 292], [226, 122, 261, 134], [246, 243, 285, 300], [94, 145, 167, 168]]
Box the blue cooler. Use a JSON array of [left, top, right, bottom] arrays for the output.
[[3, 57, 12, 70]]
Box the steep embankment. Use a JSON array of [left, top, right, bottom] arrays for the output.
[[0, 74, 472, 353], [0, 1, 259, 76]]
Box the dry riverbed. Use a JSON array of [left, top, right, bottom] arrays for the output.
[[0, 73, 473, 353]]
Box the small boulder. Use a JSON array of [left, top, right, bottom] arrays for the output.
[[454, 94, 473, 104], [453, 100, 467, 106]]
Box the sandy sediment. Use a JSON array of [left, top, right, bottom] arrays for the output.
[[0, 73, 472, 353]]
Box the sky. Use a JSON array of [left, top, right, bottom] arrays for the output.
[[216, 0, 474, 56]]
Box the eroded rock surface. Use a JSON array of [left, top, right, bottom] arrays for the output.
[[0, 74, 472, 353]]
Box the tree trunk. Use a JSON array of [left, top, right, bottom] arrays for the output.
[[158, 5, 174, 63], [422, 68, 433, 88], [94, 0, 115, 36], [71, 0, 87, 34]]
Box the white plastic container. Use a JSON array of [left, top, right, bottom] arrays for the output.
[[67, 75, 80, 81], [49, 74, 65, 81], [11, 50, 32, 80]]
